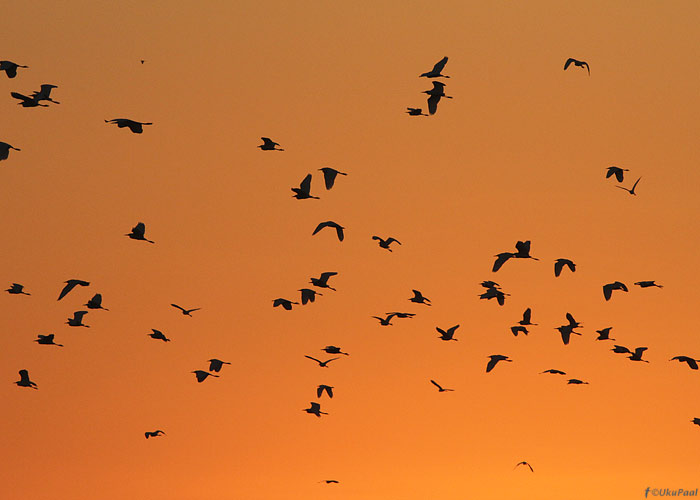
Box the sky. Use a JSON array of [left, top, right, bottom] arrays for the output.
[[2, 1, 700, 499]]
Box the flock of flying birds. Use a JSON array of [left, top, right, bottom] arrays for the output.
[[4, 54, 698, 485]]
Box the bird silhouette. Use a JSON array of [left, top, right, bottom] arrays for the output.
[[555, 325, 581, 345], [66, 311, 89, 327], [303, 402, 327, 417], [126, 222, 154, 243], [6, 283, 30, 295], [541, 369, 566, 375], [312, 221, 345, 241], [387, 312, 416, 319], [634, 280, 663, 288], [105, 119, 152, 134], [318, 167, 347, 190], [565, 313, 583, 329], [15, 369, 37, 389], [564, 58, 590, 75], [436, 324, 459, 341], [273, 298, 298, 310], [171, 304, 201, 316], [606, 166, 628, 182], [423, 81, 452, 115], [692, 418, 700, 427], [670, 356, 699, 370], [258, 137, 284, 151], [554, 258, 576, 277], [148, 329, 170, 342], [486, 355, 512, 373], [317, 384, 334, 398], [145, 430, 166, 439], [603, 281, 628, 301], [595, 327, 615, 341], [0, 142, 21, 161], [85, 293, 109, 310], [372, 313, 397, 326], [11, 92, 48, 107], [192, 370, 219, 383], [514, 240, 538, 260], [492, 252, 514, 272], [0, 60, 28, 78], [479, 286, 509, 306], [514, 461, 534, 472], [406, 107, 428, 116], [304, 356, 340, 367], [420, 57, 450, 78], [510, 326, 529, 336], [480, 280, 501, 289], [409, 289, 431, 305], [31, 84, 60, 104], [57, 279, 90, 301], [612, 345, 649, 362], [320, 479, 339, 484], [519, 308, 537, 326], [617, 177, 641, 196], [322, 345, 349, 356], [208, 359, 231, 372], [372, 236, 401, 251], [310, 272, 338, 291], [299, 288, 322, 305], [291, 174, 319, 200], [567, 378, 589, 385], [430, 379, 454, 392], [34, 334, 63, 347]]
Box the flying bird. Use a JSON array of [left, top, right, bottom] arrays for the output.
[[492, 252, 514, 272], [436, 324, 459, 341], [291, 174, 319, 200], [322, 345, 349, 356], [554, 258, 576, 277], [616, 177, 641, 196], [171, 304, 201, 316], [486, 355, 512, 373], [317, 384, 334, 398], [479, 286, 509, 306], [57, 279, 90, 301], [564, 58, 590, 75], [320, 480, 339, 484], [541, 369, 566, 375], [85, 293, 108, 310], [372, 236, 401, 252], [303, 402, 327, 417], [603, 281, 628, 301], [66, 311, 89, 327], [11, 92, 48, 107], [430, 379, 454, 392], [480, 280, 501, 289], [423, 81, 453, 115], [519, 308, 537, 326], [312, 221, 344, 241], [510, 326, 529, 337], [273, 298, 298, 310], [409, 289, 431, 305], [148, 329, 170, 342], [634, 281, 662, 288], [606, 166, 628, 182], [34, 334, 63, 347], [612, 345, 649, 362], [388, 312, 415, 319], [145, 430, 166, 439], [555, 325, 581, 345], [692, 418, 700, 427], [567, 378, 589, 385], [514, 461, 534, 472], [318, 167, 347, 190], [192, 370, 219, 383], [304, 356, 340, 368], [595, 327, 615, 341], [670, 356, 699, 370], [6, 283, 30, 295], [0, 142, 21, 161], [258, 137, 284, 151], [565, 312, 583, 329], [310, 272, 338, 291], [420, 56, 450, 78], [372, 313, 397, 326], [208, 359, 231, 372], [406, 107, 428, 116], [0, 60, 28, 78], [105, 119, 153, 134], [15, 369, 37, 389], [31, 84, 60, 104], [126, 222, 154, 243], [299, 288, 322, 305], [514, 240, 538, 260]]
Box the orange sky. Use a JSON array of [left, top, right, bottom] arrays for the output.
[[2, 1, 700, 499]]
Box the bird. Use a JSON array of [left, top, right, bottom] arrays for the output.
[[299, 288, 322, 305], [57, 279, 90, 301], [514, 240, 538, 260], [273, 298, 298, 310], [554, 258, 576, 277], [318, 167, 347, 190], [423, 81, 453, 115], [208, 359, 231, 372], [11, 92, 48, 107], [486, 355, 512, 373], [317, 384, 334, 398], [387, 312, 416, 319], [305, 356, 340, 368], [322, 346, 349, 356], [291, 174, 319, 200], [420, 56, 450, 78], [567, 379, 589, 385], [492, 252, 514, 272], [66, 311, 89, 327], [144, 430, 166, 439], [34, 334, 63, 347], [692, 418, 700, 427], [519, 308, 537, 326], [479, 286, 509, 306], [564, 58, 590, 75], [312, 221, 345, 241], [6, 283, 30, 295], [320, 480, 339, 484], [541, 369, 566, 375], [310, 272, 338, 291], [634, 280, 663, 288], [0, 142, 21, 161], [406, 107, 428, 116], [148, 329, 170, 342], [125, 222, 154, 243], [480, 280, 501, 289], [258, 137, 284, 151], [303, 402, 327, 417], [372, 236, 401, 252], [606, 166, 628, 183], [616, 177, 641, 196], [372, 313, 397, 326], [612, 345, 649, 362], [409, 289, 431, 305], [192, 370, 219, 383], [565, 312, 583, 329], [31, 84, 60, 104], [15, 369, 37, 389], [0, 60, 28, 78], [595, 327, 615, 341], [85, 293, 108, 310], [555, 325, 581, 345], [670, 356, 699, 370], [603, 281, 628, 301], [436, 324, 459, 341], [510, 326, 529, 337], [514, 461, 534, 472], [171, 304, 201, 316], [430, 380, 454, 392], [105, 119, 153, 134]]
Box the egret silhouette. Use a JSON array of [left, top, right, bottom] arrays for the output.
[[322, 345, 349, 356], [692, 418, 700, 427], [34, 334, 63, 347], [0, 142, 21, 161], [479, 286, 509, 306], [372, 313, 396, 326], [145, 430, 166, 439], [436, 324, 459, 341], [409, 289, 431, 305], [519, 308, 537, 326], [514, 240, 538, 260], [486, 355, 512, 373], [0, 60, 28, 78], [258, 137, 284, 151], [510, 326, 528, 336], [148, 329, 170, 342], [567, 378, 589, 385], [612, 345, 649, 362], [11, 92, 48, 107], [66, 311, 89, 327], [556, 325, 581, 345], [208, 359, 231, 372], [192, 370, 219, 383], [57, 279, 90, 300], [85, 293, 108, 310], [603, 281, 628, 301], [105, 119, 152, 134], [481, 280, 501, 289], [406, 107, 428, 116], [634, 281, 662, 288], [303, 402, 327, 417], [6, 283, 30, 295], [423, 81, 452, 115], [670, 356, 699, 370], [617, 177, 641, 196], [606, 166, 628, 182], [15, 369, 37, 389], [595, 327, 615, 341], [430, 379, 454, 392], [312, 221, 344, 241], [305, 356, 340, 367], [273, 298, 298, 310], [372, 236, 401, 252], [388, 312, 415, 319], [514, 461, 534, 472], [171, 304, 201, 316], [420, 56, 450, 78], [310, 272, 338, 291], [292, 174, 319, 200], [317, 384, 334, 398], [564, 58, 590, 75], [554, 258, 576, 277], [299, 288, 322, 304], [318, 167, 347, 190], [320, 480, 339, 484], [32, 84, 60, 104], [541, 369, 566, 375], [565, 312, 583, 329], [126, 222, 154, 243]]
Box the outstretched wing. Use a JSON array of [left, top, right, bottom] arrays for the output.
[[427, 94, 440, 115], [430, 380, 443, 391], [432, 56, 448, 73], [299, 174, 312, 194], [492, 253, 513, 272], [304, 355, 322, 364], [564, 58, 575, 70]]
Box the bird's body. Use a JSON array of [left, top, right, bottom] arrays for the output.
[[318, 167, 347, 190], [510, 326, 528, 336], [292, 174, 319, 200], [479, 286, 509, 306], [171, 304, 201, 316], [11, 92, 48, 107], [305, 355, 340, 368], [126, 222, 154, 243], [556, 325, 581, 345], [105, 119, 152, 134], [612, 345, 649, 362], [595, 327, 615, 341], [145, 430, 166, 439], [567, 379, 589, 385], [58, 279, 90, 301], [85, 293, 108, 310], [606, 166, 628, 183], [148, 329, 170, 342], [35, 334, 63, 347], [409, 289, 431, 305], [31, 84, 60, 104], [208, 359, 231, 373], [15, 369, 37, 389], [671, 356, 699, 370], [634, 281, 663, 288], [372, 313, 396, 326], [565, 312, 583, 329], [322, 345, 349, 356], [299, 288, 322, 305], [66, 311, 89, 327], [564, 58, 590, 75], [192, 370, 219, 383], [423, 81, 452, 115], [0, 142, 21, 161], [317, 384, 334, 398], [0, 60, 28, 78], [303, 402, 327, 417], [312, 221, 345, 241], [519, 308, 537, 326], [310, 272, 338, 291], [430, 379, 454, 392], [603, 281, 628, 301], [541, 369, 566, 375], [258, 137, 284, 151], [406, 107, 428, 116], [554, 258, 576, 277], [6, 283, 30, 295], [436, 324, 459, 341], [372, 236, 401, 251], [420, 56, 450, 78], [617, 177, 641, 196], [273, 298, 298, 310], [514, 240, 538, 260], [486, 355, 512, 373]]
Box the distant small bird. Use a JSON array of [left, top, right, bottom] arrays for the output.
[[617, 177, 641, 196], [564, 58, 590, 75], [126, 222, 154, 243], [565, 312, 583, 329], [320, 479, 339, 484], [436, 324, 459, 341], [0, 141, 21, 161], [318, 167, 347, 190], [312, 221, 345, 241], [31, 84, 60, 104], [541, 369, 566, 375], [273, 298, 298, 310], [148, 329, 170, 342], [514, 461, 534, 472], [423, 81, 453, 115], [372, 313, 396, 326], [670, 356, 699, 370], [299, 288, 322, 305], [420, 57, 450, 78], [486, 355, 512, 373], [208, 359, 231, 372], [192, 370, 219, 383], [15, 369, 37, 389], [634, 281, 662, 288], [105, 119, 152, 134], [310, 272, 338, 291], [595, 327, 615, 341], [409, 289, 431, 305], [519, 308, 537, 326], [305, 355, 340, 368], [0, 60, 28, 78], [430, 379, 454, 392], [555, 325, 581, 345], [692, 418, 700, 427], [303, 402, 327, 417], [514, 240, 538, 260], [554, 258, 576, 277], [603, 281, 628, 301], [317, 384, 334, 398], [406, 107, 428, 116], [510, 326, 528, 337], [567, 378, 589, 385], [480, 281, 501, 289], [322, 345, 349, 356], [612, 345, 649, 362], [388, 312, 415, 319], [606, 166, 628, 183], [479, 286, 509, 306], [85, 294, 108, 310], [34, 334, 63, 347], [258, 137, 284, 151], [11, 92, 48, 107], [6, 283, 30, 295], [171, 304, 201, 316], [57, 279, 90, 301], [291, 174, 319, 200], [66, 311, 89, 327], [145, 430, 165, 439], [372, 236, 401, 252]]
